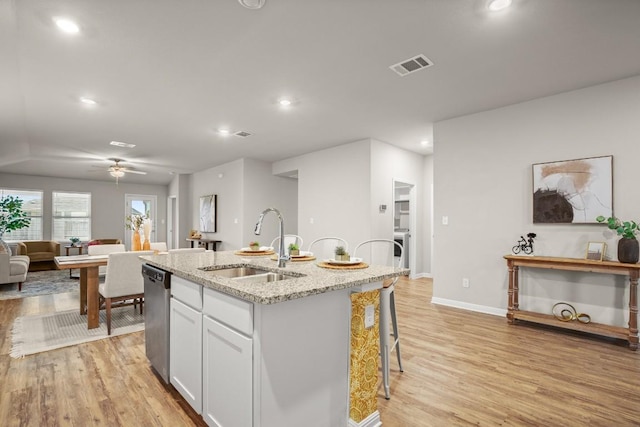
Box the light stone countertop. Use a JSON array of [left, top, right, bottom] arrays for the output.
[[140, 251, 410, 304]]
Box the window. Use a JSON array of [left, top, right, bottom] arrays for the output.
[[0, 189, 43, 240], [52, 192, 91, 241]]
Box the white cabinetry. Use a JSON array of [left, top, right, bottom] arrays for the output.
[[170, 276, 203, 414], [202, 287, 254, 427]]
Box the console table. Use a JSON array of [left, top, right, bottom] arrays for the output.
[[504, 255, 640, 350], [186, 238, 221, 251]]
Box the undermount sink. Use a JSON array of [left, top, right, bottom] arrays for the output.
[[199, 265, 302, 284]]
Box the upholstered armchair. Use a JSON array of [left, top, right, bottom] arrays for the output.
[[99, 250, 154, 334], [0, 253, 30, 290], [16, 241, 60, 270]]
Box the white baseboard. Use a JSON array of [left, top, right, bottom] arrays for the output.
[[411, 272, 432, 279], [349, 411, 382, 427], [430, 297, 506, 317]]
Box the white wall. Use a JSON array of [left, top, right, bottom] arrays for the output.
[[433, 75, 640, 326], [0, 173, 168, 244], [190, 158, 297, 250], [168, 173, 191, 248], [274, 140, 372, 252]]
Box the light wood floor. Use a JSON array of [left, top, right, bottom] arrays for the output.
[[2, 278, 640, 426]]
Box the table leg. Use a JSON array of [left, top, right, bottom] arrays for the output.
[[629, 271, 638, 351], [86, 266, 100, 329], [190, 240, 195, 248], [79, 268, 87, 315], [507, 261, 515, 323], [513, 265, 519, 311]]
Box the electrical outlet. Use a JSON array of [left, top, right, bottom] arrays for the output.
[[364, 304, 375, 328], [442, 216, 449, 225], [310, 217, 314, 224], [462, 278, 470, 288], [234, 218, 238, 224]]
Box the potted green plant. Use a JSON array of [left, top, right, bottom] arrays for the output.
[[249, 241, 260, 251], [596, 215, 639, 263], [69, 237, 81, 247], [288, 243, 300, 256], [334, 246, 350, 261], [0, 195, 31, 254]]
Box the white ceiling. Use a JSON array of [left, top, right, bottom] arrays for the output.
[[2, 0, 640, 185]]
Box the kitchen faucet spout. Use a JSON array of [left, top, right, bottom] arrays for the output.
[[254, 207, 289, 267]]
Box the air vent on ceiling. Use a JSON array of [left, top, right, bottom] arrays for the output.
[[389, 54, 433, 77], [234, 131, 251, 138]]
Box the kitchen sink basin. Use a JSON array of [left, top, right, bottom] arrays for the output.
[[200, 265, 303, 284], [205, 266, 271, 278]]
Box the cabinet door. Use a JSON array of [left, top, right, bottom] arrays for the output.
[[202, 315, 252, 427], [170, 298, 202, 414]]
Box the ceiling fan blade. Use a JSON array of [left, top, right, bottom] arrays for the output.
[[123, 169, 147, 175]]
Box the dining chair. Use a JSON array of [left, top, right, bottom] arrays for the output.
[[99, 250, 154, 335], [307, 237, 349, 260], [270, 235, 304, 254], [150, 242, 168, 252], [87, 244, 126, 276], [353, 238, 404, 400]]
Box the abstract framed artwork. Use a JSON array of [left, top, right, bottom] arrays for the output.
[[532, 155, 613, 224], [199, 194, 217, 232]]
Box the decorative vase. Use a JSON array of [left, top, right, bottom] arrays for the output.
[[618, 237, 639, 264], [0, 231, 10, 254], [142, 218, 151, 250], [132, 230, 142, 251]]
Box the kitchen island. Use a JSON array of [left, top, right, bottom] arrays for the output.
[[141, 250, 408, 427]]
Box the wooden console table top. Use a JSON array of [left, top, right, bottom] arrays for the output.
[[504, 255, 639, 350]]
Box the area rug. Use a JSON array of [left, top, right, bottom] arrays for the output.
[[0, 270, 80, 300], [10, 306, 144, 358]]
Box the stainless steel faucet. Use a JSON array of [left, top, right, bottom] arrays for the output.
[[254, 207, 289, 267]]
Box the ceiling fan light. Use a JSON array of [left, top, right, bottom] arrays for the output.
[[54, 18, 80, 33], [110, 170, 125, 178]]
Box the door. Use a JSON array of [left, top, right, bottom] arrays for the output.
[[170, 298, 203, 414], [167, 196, 177, 250], [125, 194, 157, 250], [393, 180, 416, 275], [202, 315, 252, 427]]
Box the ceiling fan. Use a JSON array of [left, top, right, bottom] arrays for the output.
[[105, 158, 147, 182]]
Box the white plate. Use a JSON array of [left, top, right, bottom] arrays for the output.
[[240, 246, 273, 252], [324, 257, 363, 265], [291, 251, 313, 258]]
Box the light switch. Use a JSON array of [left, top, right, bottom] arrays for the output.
[[234, 218, 238, 224], [442, 216, 449, 225], [364, 304, 375, 329]]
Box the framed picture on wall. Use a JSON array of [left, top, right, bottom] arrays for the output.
[[585, 241, 606, 261], [532, 155, 613, 224], [199, 194, 217, 232]]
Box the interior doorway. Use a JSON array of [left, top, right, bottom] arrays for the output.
[[167, 196, 177, 250], [125, 194, 157, 250], [393, 179, 416, 278]]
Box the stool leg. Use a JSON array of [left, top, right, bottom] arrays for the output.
[[390, 291, 403, 372], [380, 288, 391, 399]]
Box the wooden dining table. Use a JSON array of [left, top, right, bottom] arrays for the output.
[[54, 254, 109, 329]]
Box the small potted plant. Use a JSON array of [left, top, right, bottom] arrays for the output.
[[249, 241, 260, 251], [334, 246, 350, 261], [69, 237, 81, 247], [288, 243, 300, 256], [596, 215, 639, 263]]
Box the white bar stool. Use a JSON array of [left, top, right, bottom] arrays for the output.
[[354, 239, 404, 399]]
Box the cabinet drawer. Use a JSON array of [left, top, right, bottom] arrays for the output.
[[203, 287, 253, 336], [172, 276, 202, 310]]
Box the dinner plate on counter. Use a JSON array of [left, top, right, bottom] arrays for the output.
[[324, 257, 363, 265], [240, 246, 274, 253], [290, 251, 313, 258]]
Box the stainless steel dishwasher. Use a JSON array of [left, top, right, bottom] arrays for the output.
[[142, 264, 171, 384]]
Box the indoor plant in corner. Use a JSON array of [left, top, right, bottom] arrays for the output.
[[596, 215, 639, 263], [0, 195, 31, 254]]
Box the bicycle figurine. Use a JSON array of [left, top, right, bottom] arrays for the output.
[[512, 232, 536, 255]]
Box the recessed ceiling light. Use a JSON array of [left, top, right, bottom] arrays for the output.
[[54, 18, 80, 34], [217, 128, 230, 135], [279, 99, 292, 107], [421, 140, 430, 147], [79, 97, 97, 106], [110, 141, 136, 148], [488, 0, 512, 11]]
